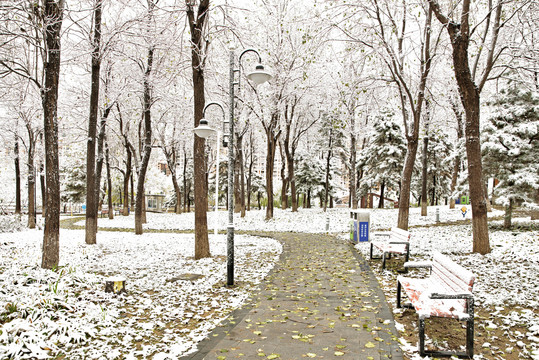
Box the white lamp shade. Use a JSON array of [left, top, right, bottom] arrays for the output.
[[193, 119, 215, 139], [247, 64, 272, 85]]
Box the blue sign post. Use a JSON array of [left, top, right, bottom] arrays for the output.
[[359, 221, 369, 242], [355, 211, 370, 243]]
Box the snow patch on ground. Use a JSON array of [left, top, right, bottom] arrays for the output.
[[0, 229, 281, 359], [75, 206, 504, 233]]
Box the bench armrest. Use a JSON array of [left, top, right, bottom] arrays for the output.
[[403, 261, 432, 269], [388, 241, 409, 245], [374, 233, 390, 238], [430, 292, 473, 300]]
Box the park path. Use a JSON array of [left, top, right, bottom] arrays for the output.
[[183, 232, 403, 360]]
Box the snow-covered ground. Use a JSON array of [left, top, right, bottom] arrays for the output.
[[0, 229, 281, 359], [74, 205, 504, 233], [354, 217, 539, 360], [2, 206, 538, 359]]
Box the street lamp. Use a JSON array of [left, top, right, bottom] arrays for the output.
[[194, 101, 226, 237], [194, 48, 272, 286]]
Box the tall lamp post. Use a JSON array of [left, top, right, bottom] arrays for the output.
[[194, 48, 271, 286]]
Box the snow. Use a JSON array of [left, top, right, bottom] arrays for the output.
[[2, 205, 538, 359], [74, 205, 504, 233], [0, 228, 281, 359]]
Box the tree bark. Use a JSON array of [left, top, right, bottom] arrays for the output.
[[504, 198, 513, 229], [449, 99, 463, 209], [349, 117, 357, 209], [264, 115, 280, 220], [39, 163, 45, 217], [105, 142, 113, 219], [187, 0, 211, 259], [397, 140, 419, 229], [239, 139, 246, 217], [429, 0, 492, 255], [135, 45, 154, 235], [26, 127, 36, 228], [324, 136, 333, 213], [379, 180, 385, 209], [14, 136, 21, 214], [85, 0, 102, 245], [279, 141, 288, 210], [421, 130, 429, 216], [41, 0, 64, 269]]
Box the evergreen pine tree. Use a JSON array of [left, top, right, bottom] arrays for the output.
[[482, 87, 539, 227], [359, 109, 406, 208]]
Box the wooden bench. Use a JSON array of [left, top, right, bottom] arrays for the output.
[[369, 227, 411, 269], [396, 251, 475, 358], [100, 209, 109, 218]]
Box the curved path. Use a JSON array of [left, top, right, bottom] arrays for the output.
[[183, 232, 403, 360]]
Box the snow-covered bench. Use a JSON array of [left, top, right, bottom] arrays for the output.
[[369, 227, 411, 269], [396, 251, 475, 358]]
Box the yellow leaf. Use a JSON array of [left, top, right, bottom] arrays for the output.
[[365, 342, 376, 348], [334, 351, 345, 356], [306, 353, 316, 358]]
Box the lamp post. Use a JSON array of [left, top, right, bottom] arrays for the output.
[[194, 49, 271, 286]]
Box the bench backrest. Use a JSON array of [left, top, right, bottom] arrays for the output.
[[390, 227, 411, 242], [431, 251, 475, 293]]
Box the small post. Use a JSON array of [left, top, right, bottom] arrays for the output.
[[436, 207, 440, 223], [326, 215, 330, 233]]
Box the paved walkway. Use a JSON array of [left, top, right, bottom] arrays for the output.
[[183, 232, 403, 360]]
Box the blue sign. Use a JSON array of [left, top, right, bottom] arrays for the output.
[[359, 222, 369, 242]]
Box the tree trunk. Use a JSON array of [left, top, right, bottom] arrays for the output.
[[40, 164, 45, 217], [397, 139, 419, 230], [172, 175, 181, 214], [41, 0, 64, 269], [504, 198, 513, 229], [27, 140, 36, 228], [85, 0, 102, 245], [14, 137, 21, 214], [324, 123, 334, 213], [379, 180, 385, 209], [105, 143, 113, 220], [234, 148, 241, 213], [349, 117, 357, 209], [94, 107, 111, 226], [183, 150, 188, 213], [239, 142, 246, 217], [265, 128, 279, 220], [430, 0, 491, 254], [130, 171, 135, 208], [452, 35, 490, 254], [187, 0, 211, 259], [279, 142, 288, 210], [123, 145, 131, 216], [421, 132, 429, 216], [449, 99, 463, 209], [135, 46, 154, 235]]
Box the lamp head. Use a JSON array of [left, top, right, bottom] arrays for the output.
[[247, 63, 272, 85], [193, 118, 215, 139]]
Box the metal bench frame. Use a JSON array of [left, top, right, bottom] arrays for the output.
[[396, 253, 475, 358], [369, 227, 411, 269]]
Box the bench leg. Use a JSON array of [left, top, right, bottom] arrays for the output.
[[418, 317, 426, 357], [397, 281, 402, 308], [466, 299, 475, 358], [382, 252, 387, 269], [370, 243, 373, 260]]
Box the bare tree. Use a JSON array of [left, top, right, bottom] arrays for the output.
[[85, 0, 104, 244], [427, 0, 529, 253], [187, 0, 211, 258]]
